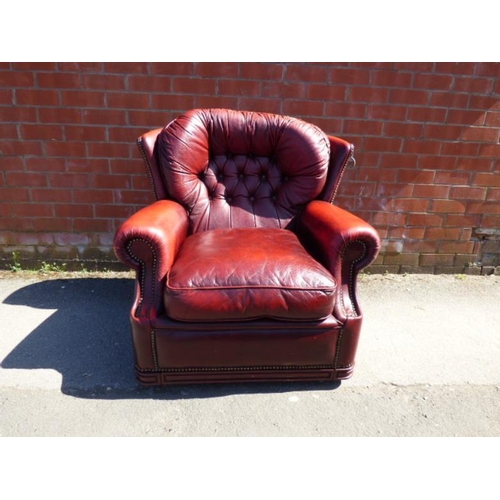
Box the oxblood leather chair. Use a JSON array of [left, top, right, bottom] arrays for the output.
[[114, 108, 380, 386]]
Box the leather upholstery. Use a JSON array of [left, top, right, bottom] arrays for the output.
[[165, 228, 336, 322], [114, 108, 381, 386], [157, 108, 331, 232]]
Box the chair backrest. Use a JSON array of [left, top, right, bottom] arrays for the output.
[[138, 108, 353, 233]]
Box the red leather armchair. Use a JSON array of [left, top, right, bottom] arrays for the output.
[[114, 109, 380, 385]]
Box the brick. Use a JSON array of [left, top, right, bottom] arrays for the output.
[[241, 63, 284, 80], [480, 144, 500, 158], [92, 174, 131, 189], [435, 62, 476, 74], [450, 186, 487, 200], [95, 204, 136, 219], [384, 253, 420, 266], [151, 62, 194, 75], [391, 198, 429, 212], [439, 242, 475, 254], [367, 104, 407, 121], [132, 176, 153, 190], [371, 212, 407, 227], [25, 157, 65, 172], [327, 102, 366, 118], [371, 70, 412, 87], [87, 142, 130, 158], [73, 189, 114, 204], [380, 154, 418, 169], [447, 109, 485, 125], [418, 155, 456, 170], [456, 157, 494, 172], [0, 123, 19, 139], [344, 119, 382, 136], [0, 186, 30, 203], [413, 184, 450, 199], [0, 71, 35, 87], [54, 204, 94, 218], [342, 181, 376, 197], [384, 122, 423, 138], [65, 158, 109, 173], [15, 233, 54, 246], [33, 218, 72, 231], [107, 92, 150, 109], [305, 84, 346, 101], [0, 89, 13, 104], [461, 127, 499, 142], [376, 183, 413, 197], [397, 169, 435, 184], [425, 227, 460, 241], [388, 227, 425, 239], [58, 62, 103, 72], [37, 72, 81, 89], [65, 125, 106, 141], [218, 79, 261, 96], [172, 77, 216, 94], [285, 64, 329, 82], [61, 90, 105, 107], [282, 100, 323, 116], [12, 203, 53, 217], [195, 96, 239, 110], [454, 76, 493, 94], [0, 156, 24, 171], [406, 106, 446, 123], [394, 62, 434, 72], [309, 117, 343, 136], [38, 107, 82, 124], [21, 124, 63, 140], [430, 92, 469, 108], [486, 189, 500, 201], [12, 62, 56, 71], [46, 141, 86, 157], [430, 199, 466, 214], [196, 63, 239, 77], [419, 254, 455, 266], [473, 173, 500, 187], [350, 86, 389, 103], [119, 190, 153, 204], [74, 218, 113, 232], [364, 137, 402, 152], [467, 202, 500, 214], [259, 81, 304, 99], [424, 124, 462, 140], [31, 188, 72, 203], [82, 74, 126, 90], [468, 94, 500, 110], [6, 172, 47, 187], [484, 112, 500, 126], [110, 158, 144, 174], [128, 110, 171, 127], [444, 214, 482, 227], [330, 68, 370, 85], [0, 106, 36, 122], [475, 63, 500, 78], [54, 233, 90, 246], [0, 140, 43, 156], [390, 88, 429, 105], [434, 171, 470, 185], [83, 108, 126, 125], [441, 141, 479, 157], [105, 62, 149, 73], [151, 93, 196, 110], [414, 73, 453, 90], [49, 173, 90, 188], [483, 215, 500, 227], [16, 89, 59, 106]]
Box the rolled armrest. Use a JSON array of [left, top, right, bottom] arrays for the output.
[[114, 200, 189, 319], [296, 200, 380, 320]]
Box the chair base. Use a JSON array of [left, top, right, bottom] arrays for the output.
[[135, 364, 354, 386]]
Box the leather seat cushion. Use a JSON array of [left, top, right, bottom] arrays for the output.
[[165, 228, 337, 322]]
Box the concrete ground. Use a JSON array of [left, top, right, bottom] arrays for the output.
[[0, 271, 499, 437]]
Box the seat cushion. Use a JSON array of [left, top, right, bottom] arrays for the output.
[[165, 228, 336, 322]]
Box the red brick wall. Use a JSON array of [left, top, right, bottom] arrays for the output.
[[1, 62, 499, 272]]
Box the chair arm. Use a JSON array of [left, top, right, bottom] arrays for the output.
[[296, 200, 381, 321], [114, 200, 189, 319]]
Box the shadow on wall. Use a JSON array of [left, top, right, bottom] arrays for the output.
[[1, 278, 340, 400]]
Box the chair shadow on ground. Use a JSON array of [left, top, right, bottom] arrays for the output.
[[1, 278, 341, 400]]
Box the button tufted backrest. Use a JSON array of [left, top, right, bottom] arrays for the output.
[[155, 109, 332, 233]]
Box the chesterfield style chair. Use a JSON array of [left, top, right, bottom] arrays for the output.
[[114, 108, 380, 385]]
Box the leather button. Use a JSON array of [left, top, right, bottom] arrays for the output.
[[249, 196, 255, 202]]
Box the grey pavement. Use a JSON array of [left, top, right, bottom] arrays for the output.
[[0, 272, 499, 436]]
